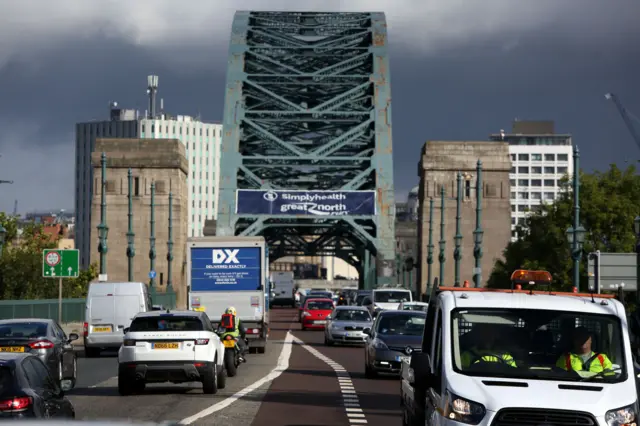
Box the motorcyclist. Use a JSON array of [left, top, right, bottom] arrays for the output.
[[221, 307, 248, 362]]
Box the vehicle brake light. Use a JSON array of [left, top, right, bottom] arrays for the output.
[[0, 396, 32, 411], [83, 322, 88, 337], [28, 340, 54, 350], [195, 339, 209, 345], [123, 339, 136, 346]]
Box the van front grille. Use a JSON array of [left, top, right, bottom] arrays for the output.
[[491, 408, 596, 426]]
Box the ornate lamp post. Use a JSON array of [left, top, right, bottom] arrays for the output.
[[126, 168, 135, 281], [633, 216, 640, 303], [426, 198, 434, 294], [0, 224, 6, 259], [438, 186, 446, 286], [472, 160, 484, 288], [167, 192, 174, 292], [97, 152, 109, 275], [566, 225, 587, 290], [453, 172, 463, 286], [149, 181, 157, 292]]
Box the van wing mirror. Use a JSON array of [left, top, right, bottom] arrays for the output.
[[123, 327, 130, 334], [410, 352, 433, 387]]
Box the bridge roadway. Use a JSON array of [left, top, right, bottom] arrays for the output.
[[68, 308, 401, 425]]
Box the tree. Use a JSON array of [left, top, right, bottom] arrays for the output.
[[0, 212, 98, 300], [488, 164, 640, 291]]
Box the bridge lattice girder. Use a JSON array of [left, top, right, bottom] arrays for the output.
[[217, 11, 396, 285]]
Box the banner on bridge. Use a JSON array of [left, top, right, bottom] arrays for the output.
[[235, 189, 376, 216]]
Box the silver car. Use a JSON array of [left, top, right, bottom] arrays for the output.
[[324, 306, 373, 346]]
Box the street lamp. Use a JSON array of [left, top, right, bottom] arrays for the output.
[[0, 224, 6, 258], [634, 216, 640, 303], [566, 225, 586, 289]]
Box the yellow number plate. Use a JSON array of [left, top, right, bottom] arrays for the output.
[[223, 340, 236, 348], [0, 347, 24, 353], [153, 342, 179, 349], [93, 327, 112, 333]]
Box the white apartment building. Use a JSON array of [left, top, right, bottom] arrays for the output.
[[490, 121, 573, 241], [75, 108, 222, 268]]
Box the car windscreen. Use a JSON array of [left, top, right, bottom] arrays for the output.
[[451, 308, 627, 383], [355, 294, 370, 305], [335, 310, 371, 322], [403, 305, 428, 312], [306, 301, 334, 310], [0, 322, 48, 338], [374, 291, 411, 303], [129, 316, 204, 332], [376, 313, 426, 336]]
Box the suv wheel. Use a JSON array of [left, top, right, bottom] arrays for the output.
[[217, 361, 227, 389], [202, 363, 218, 394]]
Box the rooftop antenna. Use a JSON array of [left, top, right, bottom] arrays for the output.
[[12, 200, 17, 216], [147, 75, 159, 119], [160, 98, 164, 115]]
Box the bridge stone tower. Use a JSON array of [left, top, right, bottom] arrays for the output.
[[216, 11, 396, 288]]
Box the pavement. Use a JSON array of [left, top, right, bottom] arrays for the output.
[[65, 308, 402, 425]]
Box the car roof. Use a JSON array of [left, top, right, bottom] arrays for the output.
[[378, 309, 427, 316], [335, 305, 368, 311], [134, 310, 203, 318], [305, 298, 333, 302], [0, 318, 53, 325], [401, 301, 428, 306]]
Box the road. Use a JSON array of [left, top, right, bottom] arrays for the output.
[[68, 308, 401, 425]]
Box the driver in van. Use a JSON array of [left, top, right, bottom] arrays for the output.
[[556, 326, 613, 373], [461, 323, 517, 368]]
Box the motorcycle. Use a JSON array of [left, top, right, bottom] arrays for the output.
[[217, 329, 246, 377]]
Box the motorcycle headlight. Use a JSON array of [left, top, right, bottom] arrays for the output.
[[605, 402, 637, 426], [443, 390, 486, 425], [372, 338, 388, 350]]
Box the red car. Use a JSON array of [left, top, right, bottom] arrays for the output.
[[300, 298, 335, 331]]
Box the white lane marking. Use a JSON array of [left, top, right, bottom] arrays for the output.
[[291, 336, 367, 425], [179, 331, 295, 425]]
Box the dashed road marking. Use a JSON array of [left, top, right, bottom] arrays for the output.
[[292, 336, 367, 425]]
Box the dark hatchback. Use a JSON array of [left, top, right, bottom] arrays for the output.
[[0, 353, 74, 419], [0, 319, 78, 391]]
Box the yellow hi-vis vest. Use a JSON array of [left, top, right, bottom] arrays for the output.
[[556, 352, 613, 373], [461, 349, 517, 368]]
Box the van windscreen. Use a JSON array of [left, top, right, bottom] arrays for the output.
[[129, 316, 204, 332]]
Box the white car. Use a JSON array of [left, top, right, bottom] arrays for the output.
[[398, 301, 428, 312], [117, 310, 226, 396]]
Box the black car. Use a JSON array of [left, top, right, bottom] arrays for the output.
[[0, 353, 75, 419], [0, 319, 78, 390]]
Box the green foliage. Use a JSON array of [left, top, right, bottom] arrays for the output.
[[0, 212, 97, 300], [488, 164, 640, 291]]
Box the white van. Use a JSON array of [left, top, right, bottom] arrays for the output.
[[366, 288, 412, 316], [270, 271, 295, 307], [401, 270, 638, 426], [84, 282, 151, 357]]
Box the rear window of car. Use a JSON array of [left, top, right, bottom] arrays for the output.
[[129, 316, 204, 332], [0, 322, 47, 338], [306, 301, 334, 310], [0, 366, 13, 393]]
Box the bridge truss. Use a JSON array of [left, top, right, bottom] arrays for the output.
[[216, 11, 396, 287]]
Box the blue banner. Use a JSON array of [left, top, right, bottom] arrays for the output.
[[236, 190, 376, 216], [190, 247, 262, 292]]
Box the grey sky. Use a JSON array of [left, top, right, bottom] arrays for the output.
[[0, 0, 639, 212]]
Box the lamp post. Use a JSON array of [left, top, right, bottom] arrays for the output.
[[565, 225, 586, 290], [438, 186, 446, 286], [426, 198, 434, 294], [126, 168, 135, 282], [634, 216, 640, 303], [96, 152, 109, 275], [0, 224, 6, 259], [473, 160, 484, 288], [149, 181, 157, 292], [453, 172, 463, 286], [167, 192, 174, 292]]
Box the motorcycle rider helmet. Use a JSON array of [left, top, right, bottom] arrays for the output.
[[226, 306, 237, 316]]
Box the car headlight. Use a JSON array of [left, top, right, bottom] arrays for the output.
[[605, 402, 637, 426], [372, 338, 388, 350], [443, 390, 486, 425]]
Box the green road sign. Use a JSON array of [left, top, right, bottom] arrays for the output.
[[42, 249, 79, 278]]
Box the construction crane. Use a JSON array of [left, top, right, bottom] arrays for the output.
[[605, 93, 640, 151]]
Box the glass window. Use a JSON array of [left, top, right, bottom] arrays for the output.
[[511, 205, 516, 212], [22, 359, 44, 390], [544, 166, 555, 174], [510, 154, 516, 161], [557, 154, 569, 161], [306, 300, 334, 310], [30, 358, 57, 391], [518, 205, 528, 212], [0, 322, 48, 338], [509, 179, 516, 187], [518, 179, 529, 187], [531, 154, 542, 161], [544, 179, 555, 187], [531, 167, 542, 174], [544, 192, 555, 200], [518, 192, 529, 199], [544, 154, 555, 161], [510, 167, 516, 173], [129, 315, 205, 332], [531, 192, 542, 200], [511, 217, 516, 225], [334, 309, 371, 322], [375, 312, 426, 336], [451, 308, 626, 383], [531, 179, 542, 187], [373, 291, 411, 303], [557, 167, 568, 174], [518, 154, 529, 161], [510, 192, 516, 199], [518, 167, 529, 174], [0, 367, 13, 393]]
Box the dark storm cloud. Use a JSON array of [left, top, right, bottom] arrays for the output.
[[0, 0, 639, 211]]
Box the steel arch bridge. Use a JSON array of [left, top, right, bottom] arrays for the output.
[[216, 11, 396, 288]]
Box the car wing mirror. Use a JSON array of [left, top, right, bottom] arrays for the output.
[[68, 333, 79, 342], [409, 352, 433, 387], [363, 327, 371, 336]]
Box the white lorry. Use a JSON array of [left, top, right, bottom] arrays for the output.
[[187, 236, 269, 354], [401, 269, 638, 426], [269, 271, 295, 308]]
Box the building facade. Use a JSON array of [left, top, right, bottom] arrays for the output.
[[416, 141, 512, 296], [76, 107, 222, 268], [89, 138, 189, 307], [489, 121, 573, 241]]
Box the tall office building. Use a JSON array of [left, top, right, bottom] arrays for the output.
[[489, 120, 573, 241], [75, 76, 222, 268]]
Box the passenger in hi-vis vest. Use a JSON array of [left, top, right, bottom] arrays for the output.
[[461, 323, 517, 368], [556, 326, 613, 373]]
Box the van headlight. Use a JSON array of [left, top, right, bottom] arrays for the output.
[[443, 390, 485, 425], [605, 402, 637, 426]]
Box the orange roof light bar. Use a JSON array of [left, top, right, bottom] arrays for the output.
[[437, 286, 616, 299], [510, 269, 553, 285]]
